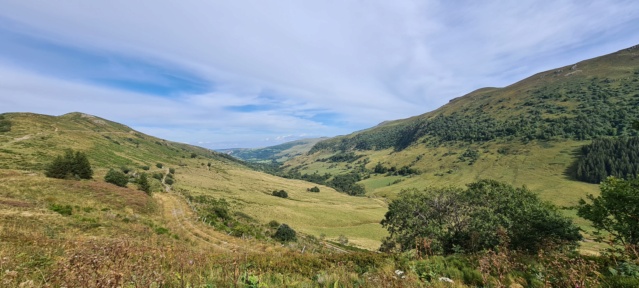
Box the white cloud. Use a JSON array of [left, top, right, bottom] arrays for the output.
[[1, 0, 638, 148]]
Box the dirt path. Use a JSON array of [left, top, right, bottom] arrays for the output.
[[154, 192, 260, 253]]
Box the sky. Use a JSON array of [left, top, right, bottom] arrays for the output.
[[1, 1, 639, 149]]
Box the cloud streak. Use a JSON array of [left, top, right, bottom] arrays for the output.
[[0, 0, 638, 148]]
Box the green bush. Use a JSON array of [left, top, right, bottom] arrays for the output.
[[272, 190, 288, 198], [169, 168, 176, 174], [156, 163, 163, 169], [141, 165, 150, 171], [274, 224, 296, 242], [45, 149, 93, 179], [49, 204, 73, 216], [601, 276, 639, 288], [308, 186, 320, 192], [268, 220, 280, 228], [138, 173, 151, 194], [104, 169, 128, 187], [0, 115, 11, 132], [164, 178, 174, 185]]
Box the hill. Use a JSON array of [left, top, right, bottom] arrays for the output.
[[0, 111, 397, 285], [219, 137, 327, 163], [281, 45, 639, 249]]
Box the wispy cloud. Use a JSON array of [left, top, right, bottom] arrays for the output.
[[1, 0, 638, 148]]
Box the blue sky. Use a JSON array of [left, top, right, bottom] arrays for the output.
[[1, 1, 639, 149]]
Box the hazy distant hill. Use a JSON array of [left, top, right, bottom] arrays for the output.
[[220, 137, 328, 163], [283, 45, 639, 209]]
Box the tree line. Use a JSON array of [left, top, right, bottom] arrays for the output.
[[309, 76, 639, 153], [575, 137, 639, 183]]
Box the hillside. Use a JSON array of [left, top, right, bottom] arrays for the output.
[[219, 137, 327, 163], [282, 45, 639, 240]]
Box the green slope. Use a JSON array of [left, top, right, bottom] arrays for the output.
[[284, 45, 639, 211], [0, 112, 387, 249]]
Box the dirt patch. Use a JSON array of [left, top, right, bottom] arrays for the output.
[[0, 198, 34, 208]]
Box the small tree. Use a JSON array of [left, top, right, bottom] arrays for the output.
[[138, 173, 151, 194], [105, 169, 128, 187], [578, 176, 639, 247], [274, 224, 296, 242], [308, 186, 320, 193]]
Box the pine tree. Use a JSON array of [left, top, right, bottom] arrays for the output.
[[138, 173, 151, 194]]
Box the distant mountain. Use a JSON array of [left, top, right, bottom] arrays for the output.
[[282, 45, 639, 208], [220, 137, 328, 163]]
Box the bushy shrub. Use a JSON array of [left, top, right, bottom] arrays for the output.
[[272, 190, 288, 198], [104, 169, 128, 187], [274, 224, 296, 242], [308, 186, 320, 192], [141, 165, 150, 171], [169, 168, 176, 174], [45, 149, 93, 179], [49, 204, 73, 216], [164, 178, 174, 185], [0, 114, 11, 132], [268, 220, 280, 229], [138, 173, 151, 194], [156, 163, 163, 169]]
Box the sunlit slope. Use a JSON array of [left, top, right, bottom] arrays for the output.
[[0, 112, 387, 249], [174, 161, 387, 249], [285, 45, 639, 207]]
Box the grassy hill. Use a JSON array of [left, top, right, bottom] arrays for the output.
[[219, 137, 328, 163], [281, 45, 639, 251], [0, 112, 396, 286]]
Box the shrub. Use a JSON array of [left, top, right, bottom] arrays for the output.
[[141, 165, 150, 171], [274, 224, 296, 242], [138, 173, 151, 194], [190, 153, 197, 158], [45, 149, 93, 179], [268, 220, 280, 229], [338, 235, 349, 245], [120, 166, 131, 174], [49, 204, 73, 216], [0, 115, 11, 132], [272, 190, 288, 198], [152, 173, 163, 180], [169, 168, 176, 174], [308, 186, 320, 192], [156, 163, 163, 169], [104, 169, 128, 187], [164, 178, 174, 185]]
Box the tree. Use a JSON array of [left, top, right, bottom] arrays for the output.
[[308, 186, 320, 192], [381, 180, 581, 254], [104, 169, 128, 187], [138, 173, 151, 194], [273, 224, 296, 242], [45, 149, 93, 179], [578, 176, 639, 247]]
